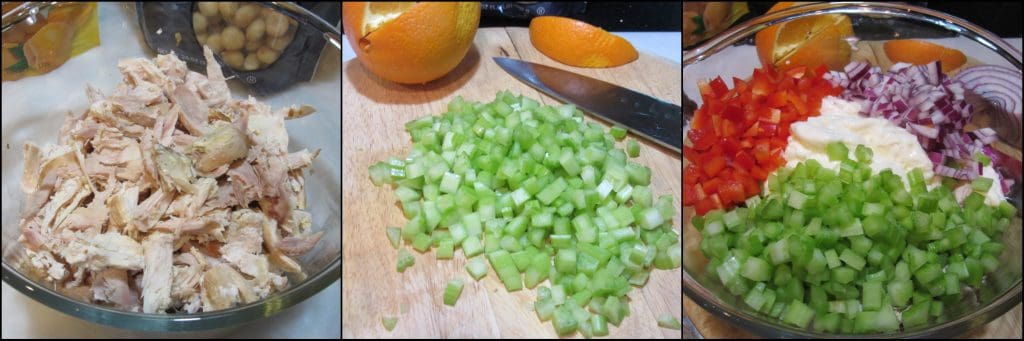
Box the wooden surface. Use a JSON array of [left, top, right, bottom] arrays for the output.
[[684, 296, 1023, 339], [341, 27, 682, 338]]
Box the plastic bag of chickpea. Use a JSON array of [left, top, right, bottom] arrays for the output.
[[135, 2, 340, 96]]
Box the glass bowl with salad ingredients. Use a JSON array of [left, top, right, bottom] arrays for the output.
[[683, 2, 1022, 338]]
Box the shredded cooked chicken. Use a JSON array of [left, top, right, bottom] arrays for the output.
[[17, 46, 323, 314]]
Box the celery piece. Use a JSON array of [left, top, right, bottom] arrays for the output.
[[386, 227, 402, 249], [854, 144, 873, 163], [397, 248, 415, 272], [862, 281, 882, 310], [437, 239, 455, 259], [466, 257, 488, 280], [382, 316, 398, 331], [657, 314, 681, 330], [781, 299, 814, 328], [553, 305, 579, 336], [626, 139, 641, 158], [740, 256, 772, 282], [839, 248, 866, 271], [591, 314, 609, 336], [412, 233, 433, 253], [535, 297, 556, 321], [971, 177, 994, 193], [825, 142, 849, 162], [462, 237, 484, 258], [610, 125, 627, 140], [902, 302, 930, 328], [443, 278, 465, 306]]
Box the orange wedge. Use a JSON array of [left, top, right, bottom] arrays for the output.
[[883, 39, 966, 73], [342, 2, 480, 84], [528, 16, 638, 68], [755, 2, 854, 71]]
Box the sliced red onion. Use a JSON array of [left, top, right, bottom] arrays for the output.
[[827, 60, 996, 181]]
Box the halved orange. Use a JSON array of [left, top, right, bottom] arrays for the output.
[[755, 2, 854, 71], [528, 16, 638, 68], [342, 2, 480, 84], [883, 39, 966, 73]]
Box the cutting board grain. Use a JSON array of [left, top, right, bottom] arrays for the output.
[[342, 27, 682, 338]]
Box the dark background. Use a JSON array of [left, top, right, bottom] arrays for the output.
[[479, 1, 681, 31], [741, 1, 1023, 38]]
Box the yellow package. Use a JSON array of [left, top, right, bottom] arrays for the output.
[[2, 2, 101, 81]]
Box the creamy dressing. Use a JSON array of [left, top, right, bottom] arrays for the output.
[[777, 96, 1006, 205], [782, 96, 940, 191]]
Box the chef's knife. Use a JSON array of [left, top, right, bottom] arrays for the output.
[[494, 57, 681, 154]]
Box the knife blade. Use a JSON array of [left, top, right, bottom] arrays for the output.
[[494, 57, 681, 153]]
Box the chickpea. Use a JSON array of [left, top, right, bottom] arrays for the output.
[[197, 33, 208, 44], [243, 53, 261, 71], [205, 12, 222, 26], [192, 13, 207, 33], [221, 50, 244, 69], [233, 4, 259, 27], [221, 26, 245, 51], [208, 21, 222, 35], [245, 39, 262, 52], [264, 12, 289, 37], [246, 18, 265, 42], [256, 46, 279, 64], [217, 2, 238, 23], [197, 2, 218, 17], [206, 33, 223, 52]]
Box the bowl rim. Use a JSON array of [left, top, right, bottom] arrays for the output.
[[682, 1, 1023, 70], [684, 266, 1023, 338], [683, 3, 1023, 335]]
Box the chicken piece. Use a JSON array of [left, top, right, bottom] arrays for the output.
[[247, 113, 289, 154], [25, 144, 84, 193], [284, 149, 319, 171], [132, 188, 174, 233], [200, 263, 257, 311], [117, 57, 174, 94], [171, 262, 203, 303], [165, 177, 217, 218], [153, 143, 196, 194], [275, 230, 324, 257], [221, 215, 264, 277], [153, 105, 180, 146], [260, 215, 302, 274], [227, 162, 262, 207], [21, 143, 42, 193], [201, 46, 231, 106], [92, 268, 140, 312], [58, 203, 109, 232], [26, 249, 68, 282], [191, 122, 248, 173], [169, 81, 209, 136], [280, 209, 312, 235], [107, 184, 138, 233], [37, 177, 88, 231], [275, 104, 315, 120], [154, 51, 188, 83], [58, 232, 145, 272], [85, 84, 105, 104], [141, 232, 174, 313], [110, 80, 164, 107]]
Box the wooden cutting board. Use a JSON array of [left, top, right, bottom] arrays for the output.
[[341, 27, 682, 338]]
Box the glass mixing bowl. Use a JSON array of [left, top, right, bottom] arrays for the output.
[[1, 2, 340, 331], [683, 2, 1022, 338]]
